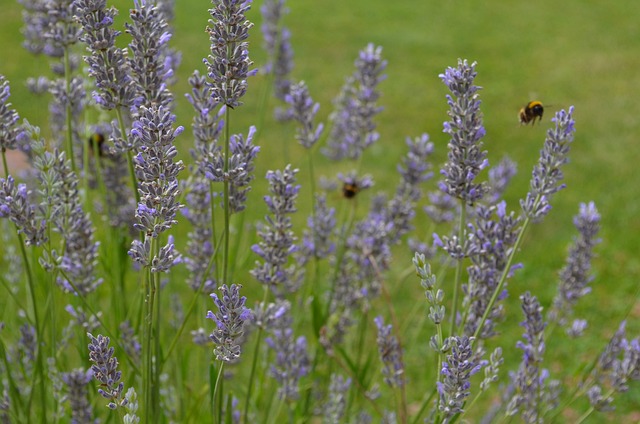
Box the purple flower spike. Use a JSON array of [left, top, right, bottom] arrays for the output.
[[439, 59, 488, 205]]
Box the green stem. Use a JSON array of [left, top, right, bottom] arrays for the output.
[[449, 200, 466, 337], [19, 236, 46, 423], [162, 231, 224, 365], [114, 107, 140, 207], [243, 287, 269, 423], [212, 362, 225, 424], [222, 107, 231, 285], [411, 386, 437, 424], [325, 198, 357, 318], [472, 196, 540, 340], [153, 240, 161, 422], [143, 268, 151, 424], [575, 406, 595, 424], [63, 47, 76, 175], [2, 148, 9, 178], [209, 181, 220, 282], [371, 256, 407, 423], [143, 236, 159, 423], [1, 147, 46, 419]]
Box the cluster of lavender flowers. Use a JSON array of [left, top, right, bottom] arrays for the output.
[[204, 0, 256, 109], [207, 284, 251, 362], [87, 333, 127, 410], [439, 59, 488, 204], [0, 174, 47, 246], [549, 201, 601, 329], [35, 144, 102, 295], [125, 0, 174, 109], [462, 202, 521, 339], [587, 321, 640, 411], [264, 300, 309, 401], [0, 76, 24, 152], [74, 0, 138, 111], [251, 165, 302, 296], [505, 293, 558, 422], [521, 106, 576, 220], [128, 106, 184, 271], [261, 0, 294, 102], [323, 43, 387, 160], [4, 0, 640, 421], [437, 336, 484, 421], [374, 316, 405, 388], [284, 81, 324, 149]]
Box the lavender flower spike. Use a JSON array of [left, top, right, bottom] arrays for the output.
[[549, 201, 601, 327], [74, 0, 138, 110], [205, 0, 257, 109], [0, 76, 24, 151], [207, 284, 251, 362], [506, 292, 551, 422], [374, 316, 405, 388], [437, 336, 484, 421], [261, 0, 294, 101], [265, 300, 310, 401], [61, 368, 94, 423], [251, 165, 302, 296], [285, 81, 324, 149], [128, 105, 184, 270], [0, 175, 47, 246], [520, 106, 576, 220], [126, 0, 174, 109], [323, 374, 351, 423], [439, 59, 489, 204], [87, 333, 126, 410], [323, 43, 387, 161]]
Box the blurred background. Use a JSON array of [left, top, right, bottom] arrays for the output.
[[1, 0, 640, 420]]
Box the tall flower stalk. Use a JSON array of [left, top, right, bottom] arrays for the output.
[[323, 43, 386, 161], [505, 293, 549, 422], [127, 105, 184, 422], [126, 0, 174, 109], [204, 0, 256, 285], [21, 0, 83, 172], [548, 201, 601, 332], [74, 0, 140, 204], [473, 106, 576, 340], [261, 0, 293, 103], [438, 59, 488, 336], [207, 284, 250, 423], [251, 165, 302, 297]]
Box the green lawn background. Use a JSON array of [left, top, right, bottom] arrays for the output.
[[1, 0, 640, 421]]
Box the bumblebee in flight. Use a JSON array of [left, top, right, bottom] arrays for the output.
[[519, 101, 544, 125], [342, 182, 360, 199], [88, 132, 106, 157]]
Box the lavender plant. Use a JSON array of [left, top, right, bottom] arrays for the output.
[[203, 0, 256, 287], [251, 164, 302, 296], [505, 292, 555, 423], [0, 76, 24, 158], [127, 104, 183, 422], [87, 333, 127, 411], [261, 0, 294, 103], [323, 43, 387, 161], [2, 1, 640, 423], [435, 59, 489, 338], [126, 0, 174, 109], [207, 284, 251, 363], [548, 201, 601, 330], [264, 300, 310, 402]]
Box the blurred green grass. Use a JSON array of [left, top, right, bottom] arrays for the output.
[[2, 0, 640, 420]]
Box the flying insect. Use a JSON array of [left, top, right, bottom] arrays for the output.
[[519, 101, 544, 125]]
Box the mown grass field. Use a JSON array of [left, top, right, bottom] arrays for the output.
[[1, 0, 640, 422]]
